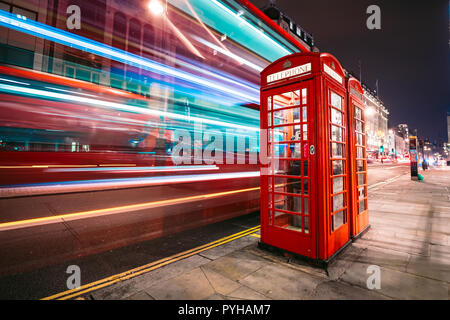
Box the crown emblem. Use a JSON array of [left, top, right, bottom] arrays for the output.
[[283, 60, 292, 69]]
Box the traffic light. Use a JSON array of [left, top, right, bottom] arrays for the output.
[[380, 145, 384, 153]]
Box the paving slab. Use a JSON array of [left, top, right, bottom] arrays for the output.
[[200, 266, 241, 296], [310, 280, 389, 300], [238, 262, 325, 300], [340, 260, 448, 299], [126, 290, 154, 300], [226, 285, 270, 300], [406, 255, 450, 282], [144, 267, 215, 300], [326, 245, 365, 280], [202, 250, 267, 282], [90, 254, 211, 300], [354, 246, 411, 272]]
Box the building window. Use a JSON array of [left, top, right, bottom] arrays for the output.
[[0, 2, 37, 68], [127, 18, 141, 56]]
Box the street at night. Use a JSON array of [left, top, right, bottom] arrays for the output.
[[0, 0, 448, 309]]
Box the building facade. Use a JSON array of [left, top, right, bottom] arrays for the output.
[[260, 2, 316, 52], [362, 84, 389, 158], [387, 124, 409, 159]]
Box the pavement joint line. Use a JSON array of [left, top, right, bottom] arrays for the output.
[[41, 225, 260, 300]]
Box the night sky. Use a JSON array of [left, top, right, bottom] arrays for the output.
[[252, 0, 450, 143]]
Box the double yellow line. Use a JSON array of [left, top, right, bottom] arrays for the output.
[[42, 225, 260, 300]]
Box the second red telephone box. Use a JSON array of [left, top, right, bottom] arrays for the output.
[[259, 52, 352, 265], [346, 77, 370, 239]]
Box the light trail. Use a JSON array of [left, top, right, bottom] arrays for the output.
[[166, 18, 205, 59], [45, 165, 219, 172], [0, 171, 261, 198], [193, 36, 264, 72], [0, 185, 260, 232], [0, 83, 260, 132], [0, 10, 259, 103]]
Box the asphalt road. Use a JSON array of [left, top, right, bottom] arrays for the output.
[[0, 162, 412, 299]]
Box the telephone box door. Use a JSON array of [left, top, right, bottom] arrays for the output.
[[347, 78, 369, 237], [323, 79, 351, 257], [261, 80, 317, 258]]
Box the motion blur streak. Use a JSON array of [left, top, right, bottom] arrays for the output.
[[0, 10, 259, 103], [0, 186, 260, 232], [0, 83, 260, 132], [193, 36, 264, 72], [0, 171, 261, 198], [45, 165, 219, 172]]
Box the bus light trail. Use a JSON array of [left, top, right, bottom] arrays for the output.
[[0, 186, 260, 232]]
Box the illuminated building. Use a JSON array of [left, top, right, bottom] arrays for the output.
[[361, 83, 389, 158]]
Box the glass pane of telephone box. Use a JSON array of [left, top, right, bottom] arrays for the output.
[[333, 210, 345, 230], [273, 194, 302, 213], [355, 107, 362, 120], [273, 142, 301, 158], [358, 173, 365, 185], [332, 142, 343, 158], [356, 133, 363, 145], [333, 193, 345, 212], [357, 146, 364, 158], [273, 177, 302, 194], [357, 160, 365, 172], [331, 92, 342, 109], [331, 125, 343, 142], [304, 216, 309, 233], [303, 197, 309, 214], [272, 125, 300, 144], [358, 186, 367, 200], [355, 120, 362, 132], [333, 176, 344, 193], [273, 211, 302, 232], [272, 159, 301, 176], [273, 108, 301, 126], [272, 90, 300, 110], [358, 200, 366, 213], [332, 160, 344, 175], [301, 88, 307, 104], [331, 108, 343, 125], [303, 179, 308, 194]]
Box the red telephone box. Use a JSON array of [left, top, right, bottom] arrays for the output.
[[259, 52, 351, 265], [346, 77, 370, 239]]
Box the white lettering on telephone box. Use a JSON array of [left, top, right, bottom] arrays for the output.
[[267, 63, 311, 83]]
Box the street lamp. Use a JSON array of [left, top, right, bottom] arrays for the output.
[[365, 106, 375, 117], [148, 0, 165, 16]]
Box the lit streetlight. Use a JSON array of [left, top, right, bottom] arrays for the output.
[[365, 106, 375, 117], [148, 0, 165, 16]]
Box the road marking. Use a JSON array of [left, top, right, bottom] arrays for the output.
[[0, 187, 260, 232], [42, 225, 260, 300], [368, 173, 408, 190]]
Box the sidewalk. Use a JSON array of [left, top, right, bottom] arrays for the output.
[[83, 167, 449, 300]]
